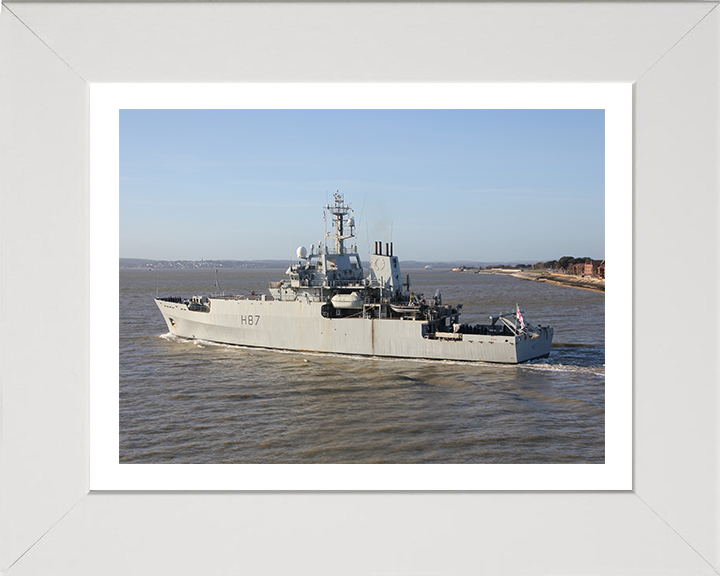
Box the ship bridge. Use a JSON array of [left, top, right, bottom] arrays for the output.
[[269, 192, 367, 301]]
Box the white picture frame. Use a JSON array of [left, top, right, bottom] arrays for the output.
[[1, 2, 718, 574]]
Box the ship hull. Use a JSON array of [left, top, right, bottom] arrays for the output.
[[156, 297, 553, 364]]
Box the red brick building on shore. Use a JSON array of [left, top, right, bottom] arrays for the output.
[[575, 259, 605, 278]]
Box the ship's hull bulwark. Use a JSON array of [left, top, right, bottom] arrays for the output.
[[156, 298, 553, 364]]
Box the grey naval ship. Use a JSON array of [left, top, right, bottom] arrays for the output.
[[155, 193, 553, 364]]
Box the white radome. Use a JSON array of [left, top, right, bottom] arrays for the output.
[[296, 246, 307, 259]]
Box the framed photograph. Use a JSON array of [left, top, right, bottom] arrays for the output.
[[92, 83, 630, 491], [2, 2, 718, 575]]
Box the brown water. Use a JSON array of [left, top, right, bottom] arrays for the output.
[[120, 268, 604, 464]]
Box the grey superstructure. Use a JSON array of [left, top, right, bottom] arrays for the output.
[[155, 193, 553, 363]]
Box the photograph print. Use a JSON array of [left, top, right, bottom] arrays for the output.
[[119, 107, 605, 466]]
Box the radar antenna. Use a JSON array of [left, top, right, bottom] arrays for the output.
[[324, 191, 356, 255]]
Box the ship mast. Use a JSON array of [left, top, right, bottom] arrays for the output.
[[325, 191, 355, 255]]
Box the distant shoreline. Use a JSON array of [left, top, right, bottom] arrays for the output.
[[477, 269, 605, 293]]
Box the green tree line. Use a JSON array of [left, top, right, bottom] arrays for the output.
[[535, 256, 596, 270]]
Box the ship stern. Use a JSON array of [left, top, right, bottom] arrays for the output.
[[515, 327, 554, 363]]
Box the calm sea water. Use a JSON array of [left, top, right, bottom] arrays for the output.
[[120, 268, 604, 464]]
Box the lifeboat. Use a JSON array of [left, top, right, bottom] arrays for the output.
[[331, 292, 364, 309]]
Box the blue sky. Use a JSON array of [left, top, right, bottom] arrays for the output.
[[120, 109, 604, 263]]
